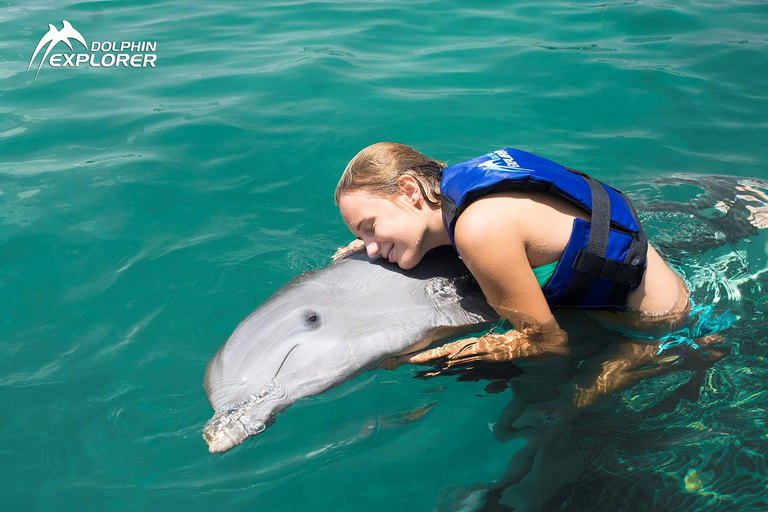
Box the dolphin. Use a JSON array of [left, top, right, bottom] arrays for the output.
[[202, 173, 768, 454], [202, 246, 498, 453]]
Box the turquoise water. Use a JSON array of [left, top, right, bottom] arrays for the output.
[[2, 0, 767, 510]]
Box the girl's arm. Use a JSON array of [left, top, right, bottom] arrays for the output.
[[382, 200, 569, 369], [455, 195, 568, 353], [454, 200, 560, 331]]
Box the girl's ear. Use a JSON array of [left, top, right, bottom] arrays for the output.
[[396, 175, 421, 205]]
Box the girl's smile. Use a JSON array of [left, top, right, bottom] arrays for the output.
[[338, 189, 420, 268]]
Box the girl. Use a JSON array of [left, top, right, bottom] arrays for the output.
[[333, 142, 718, 372]]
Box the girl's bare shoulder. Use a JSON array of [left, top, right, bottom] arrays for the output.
[[455, 191, 528, 232], [455, 191, 589, 267]]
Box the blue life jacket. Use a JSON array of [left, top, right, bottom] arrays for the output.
[[440, 148, 647, 311]]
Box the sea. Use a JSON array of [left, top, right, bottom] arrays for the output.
[[1, 0, 767, 510]]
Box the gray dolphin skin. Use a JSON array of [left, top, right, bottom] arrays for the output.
[[202, 246, 498, 453]]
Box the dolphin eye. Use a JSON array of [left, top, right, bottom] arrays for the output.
[[304, 311, 321, 329]]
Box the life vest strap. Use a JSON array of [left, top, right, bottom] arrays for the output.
[[555, 171, 646, 309], [572, 249, 645, 286], [556, 173, 611, 307]]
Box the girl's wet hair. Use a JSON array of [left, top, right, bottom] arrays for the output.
[[334, 142, 446, 207]]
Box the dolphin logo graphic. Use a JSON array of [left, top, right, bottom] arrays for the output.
[[27, 20, 87, 79], [478, 160, 532, 173]]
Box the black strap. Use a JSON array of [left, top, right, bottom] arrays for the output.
[[556, 174, 611, 307], [556, 172, 647, 309]]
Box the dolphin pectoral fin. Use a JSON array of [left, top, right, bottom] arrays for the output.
[[377, 357, 404, 371]]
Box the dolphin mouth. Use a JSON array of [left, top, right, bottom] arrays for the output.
[[203, 380, 289, 453], [203, 344, 300, 453], [272, 343, 300, 382]]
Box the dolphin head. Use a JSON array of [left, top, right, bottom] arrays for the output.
[[202, 248, 496, 453], [202, 258, 399, 452]]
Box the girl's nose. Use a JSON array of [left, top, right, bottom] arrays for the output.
[[365, 240, 380, 258]]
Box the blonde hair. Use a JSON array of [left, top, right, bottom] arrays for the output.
[[334, 142, 447, 207]]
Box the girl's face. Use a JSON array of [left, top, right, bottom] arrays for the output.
[[338, 189, 428, 270]]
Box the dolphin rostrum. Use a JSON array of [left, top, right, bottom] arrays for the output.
[[202, 246, 498, 453]]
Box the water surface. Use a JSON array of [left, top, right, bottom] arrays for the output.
[[1, 0, 767, 510]]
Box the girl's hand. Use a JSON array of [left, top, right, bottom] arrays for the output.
[[332, 239, 365, 261], [379, 329, 569, 371]]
